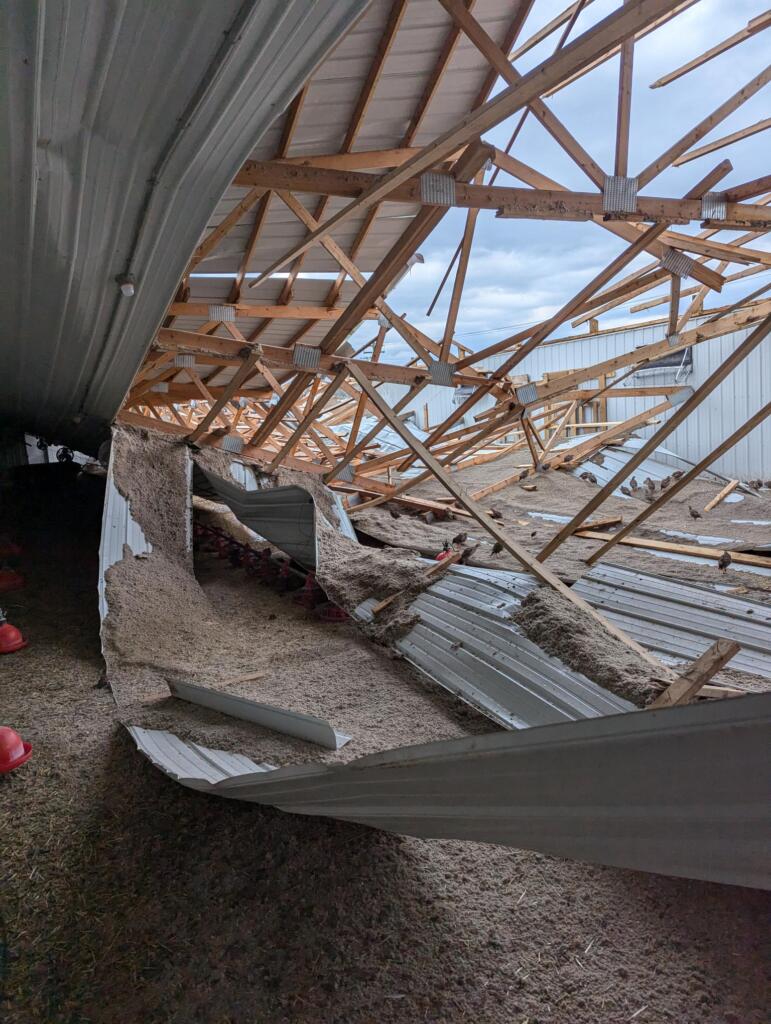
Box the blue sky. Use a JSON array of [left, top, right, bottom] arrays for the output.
[[364, 0, 770, 363]]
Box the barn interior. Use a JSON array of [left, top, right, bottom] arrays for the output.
[[1, 2, 770, 1022]]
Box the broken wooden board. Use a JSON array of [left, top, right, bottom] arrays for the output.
[[573, 529, 771, 569]]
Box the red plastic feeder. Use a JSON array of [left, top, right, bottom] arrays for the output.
[[316, 602, 349, 623], [0, 568, 24, 593], [0, 611, 27, 654], [293, 571, 324, 608], [0, 727, 32, 773]]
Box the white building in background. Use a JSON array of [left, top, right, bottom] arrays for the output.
[[378, 317, 770, 480]]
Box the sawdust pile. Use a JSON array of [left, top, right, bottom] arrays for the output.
[[315, 518, 424, 610], [109, 425, 191, 562], [514, 587, 667, 707]]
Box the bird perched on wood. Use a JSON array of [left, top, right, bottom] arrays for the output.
[[491, 541, 503, 555], [688, 506, 702, 520], [389, 508, 401, 519], [672, 470, 685, 480], [659, 475, 671, 490], [643, 477, 655, 491], [629, 477, 639, 491], [441, 540, 451, 553], [458, 544, 479, 565], [620, 485, 633, 497], [488, 509, 503, 520], [717, 551, 732, 572], [452, 531, 468, 546]]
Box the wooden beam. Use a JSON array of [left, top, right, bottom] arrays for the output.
[[440, 173, 483, 359], [539, 315, 771, 560], [246, 0, 687, 286], [346, 362, 670, 669], [637, 64, 771, 189], [648, 639, 742, 709], [510, 0, 598, 61], [614, 31, 634, 177], [187, 188, 266, 273], [576, 529, 771, 570], [704, 479, 740, 512], [673, 117, 771, 167], [238, 158, 771, 228], [167, 303, 379, 321], [651, 11, 771, 89], [540, 2, 699, 96]]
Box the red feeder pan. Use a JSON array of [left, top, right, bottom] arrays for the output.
[[0, 568, 24, 593], [0, 727, 33, 773], [0, 614, 27, 654]]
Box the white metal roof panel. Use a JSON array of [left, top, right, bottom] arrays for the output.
[[574, 563, 771, 678], [0, 0, 369, 450], [127, 693, 771, 889], [191, 0, 518, 284]]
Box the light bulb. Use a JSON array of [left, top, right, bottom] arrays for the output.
[[115, 272, 136, 297]]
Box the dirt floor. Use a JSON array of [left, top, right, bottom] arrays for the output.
[[1, 464, 770, 1023]]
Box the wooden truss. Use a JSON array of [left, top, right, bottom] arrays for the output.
[[120, 0, 771, 659]]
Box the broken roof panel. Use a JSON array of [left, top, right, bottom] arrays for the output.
[[558, 435, 735, 498], [127, 692, 771, 889], [354, 564, 632, 730], [574, 563, 771, 678]]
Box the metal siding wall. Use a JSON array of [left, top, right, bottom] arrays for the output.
[[470, 323, 770, 479]]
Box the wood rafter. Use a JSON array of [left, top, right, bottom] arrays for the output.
[[119, 0, 771, 662]]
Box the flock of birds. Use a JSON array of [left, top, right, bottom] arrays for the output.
[[382, 465, 760, 573]]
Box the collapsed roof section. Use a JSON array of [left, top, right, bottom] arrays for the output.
[[116, 1, 770, 649]]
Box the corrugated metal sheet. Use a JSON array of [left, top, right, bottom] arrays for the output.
[[559, 435, 732, 497], [169, 679, 351, 750], [202, 473, 318, 567], [0, 0, 369, 450], [199, 466, 357, 565], [354, 565, 632, 729], [198, 0, 515, 279], [97, 446, 152, 622], [476, 320, 771, 478], [574, 564, 771, 678], [127, 692, 771, 889], [174, 0, 519, 360]]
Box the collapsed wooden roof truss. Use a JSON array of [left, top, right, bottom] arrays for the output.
[[120, 0, 771, 657]]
